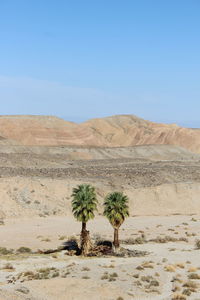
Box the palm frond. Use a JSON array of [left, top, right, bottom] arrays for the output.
[[103, 191, 129, 228], [71, 184, 98, 223]]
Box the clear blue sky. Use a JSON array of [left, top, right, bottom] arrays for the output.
[[0, 0, 200, 127]]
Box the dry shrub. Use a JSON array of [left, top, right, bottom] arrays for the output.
[[150, 236, 188, 243], [188, 267, 197, 272], [2, 263, 14, 270], [17, 247, 32, 254], [142, 261, 154, 269], [188, 273, 200, 280], [182, 289, 191, 296], [195, 239, 200, 249], [172, 276, 183, 284], [176, 263, 185, 269], [182, 281, 198, 289], [0, 247, 14, 255], [172, 286, 181, 292], [171, 294, 186, 300], [141, 275, 153, 282], [164, 265, 176, 272], [81, 267, 90, 271], [136, 265, 144, 271], [122, 234, 146, 245]]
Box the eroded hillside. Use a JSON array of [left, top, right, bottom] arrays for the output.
[[0, 115, 200, 152]]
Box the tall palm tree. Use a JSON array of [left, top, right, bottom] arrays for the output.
[[104, 192, 129, 249], [71, 184, 97, 255]]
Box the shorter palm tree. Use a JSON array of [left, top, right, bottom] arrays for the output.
[[71, 184, 97, 255], [104, 192, 129, 249]]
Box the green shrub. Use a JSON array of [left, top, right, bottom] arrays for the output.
[[17, 247, 32, 253], [0, 247, 14, 255]]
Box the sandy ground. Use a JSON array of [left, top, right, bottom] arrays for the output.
[[0, 141, 200, 299], [1, 215, 200, 299], [0, 144, 200, 219]]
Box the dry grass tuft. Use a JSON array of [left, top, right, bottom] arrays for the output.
[[150, 236, 188, 243], [172, 286, 181, 292], [1, 263, 15, 270], [195, 239, 200, 249], [81, 267, 90, 271], [171, 294, 186, 300], [182, 281, 198, 289], [188, 273, 200, 280], [141, 261, 154, 269], [188, 267, 197, 272], [164, 265, 176, 272], [176, 263, 185, 269]]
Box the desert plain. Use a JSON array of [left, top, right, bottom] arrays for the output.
[[1, 115, 200, 300]]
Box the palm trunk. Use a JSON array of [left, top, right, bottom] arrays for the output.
[[82, 222, 86, 233], [113, 228, 120, 249], [81, 222, 92, 256]]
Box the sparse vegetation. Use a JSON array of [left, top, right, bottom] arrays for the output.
[[2, 263, 14, 270], [182, 289, 191, 296], [101, 272, 109, 280], [59, 235, 67, 240], [171, 294, 186, 300], [188, 273, 200, 280], [41, 238, 51, 242], [122, 234, 146, 245], [17, 247, 32, 253], [188, 267, 197, 272], [176, 263, 185, 269], [101, 272, 118, 281], [82, 275, 90, 279], [110, 272, 118, 278], [0, 219, 4, 225], [149, 236, 188, 243], [164, 265, 176, 272], [81, 267, 90, 271], [141, 275, 153, 282], [182, 281, 198, 289], [141, 261, 154, 269], [16, 267, 60, 281], [0, 247, 14, 255], [195, 239, 200, 249]]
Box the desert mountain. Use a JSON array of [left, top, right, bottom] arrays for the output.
[[84, 115, 200, 153], [0, 114, 200, 153]]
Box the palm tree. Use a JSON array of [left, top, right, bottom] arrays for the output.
[[71, 184, 98, 255], [104, 192, 129, 249]]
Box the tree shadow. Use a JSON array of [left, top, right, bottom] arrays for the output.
[[41, 238, 80, 255], [62, 238, 81, 255], [96, 240, 113, 248]]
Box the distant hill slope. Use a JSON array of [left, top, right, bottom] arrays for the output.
[[0, 114, 200, 153], [83, 115, 200, 153]]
